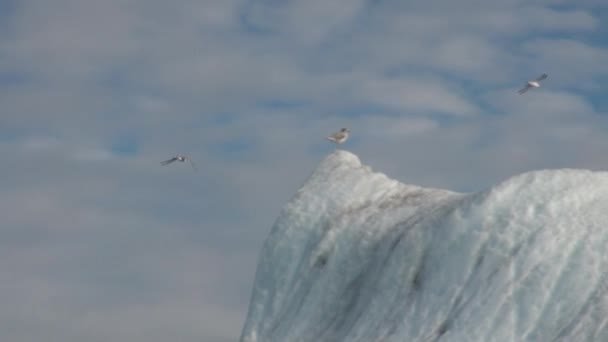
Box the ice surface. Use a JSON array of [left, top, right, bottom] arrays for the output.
[[240, 150, 608, 342]]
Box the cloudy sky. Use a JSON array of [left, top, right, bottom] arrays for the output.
[[1, 0, 607, 341]]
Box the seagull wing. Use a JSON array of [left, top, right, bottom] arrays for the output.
[[518, 84, 531, 94], [161, 157, 178, 165], [536, 73, 548, 82], [332, 132, 346, 140]]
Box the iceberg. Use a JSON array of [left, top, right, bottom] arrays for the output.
[[240, 150, 608, 342]]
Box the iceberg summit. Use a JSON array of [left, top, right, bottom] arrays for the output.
[[240, 150, 608, 342]]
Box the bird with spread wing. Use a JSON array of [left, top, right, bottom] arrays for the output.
[[518, 73, 548, 94], [160, 155, 197, 171]]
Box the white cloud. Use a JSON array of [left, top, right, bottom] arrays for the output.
[[361, 78, 479, 115], [17, 137, 114, 162], [282, 0, 366, 44], [21, 137, 61, 151], [432, 36, 502, 73], [71, 147, 113, 161], [357, 116, 439, 140]]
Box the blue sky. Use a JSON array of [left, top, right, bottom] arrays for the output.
[[1, 0, 608, 341]]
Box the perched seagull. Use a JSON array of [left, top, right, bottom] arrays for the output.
[[327, 128, 350, 144], [160, 155, 197, 171], [518, 73, 548, 94]]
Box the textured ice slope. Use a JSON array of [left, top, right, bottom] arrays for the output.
[[240, 150, 608, 342]]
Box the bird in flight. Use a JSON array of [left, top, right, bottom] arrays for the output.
[[518, 73, 548, 94], [160, 155, 197, 170], [327, 128, 350, 144]]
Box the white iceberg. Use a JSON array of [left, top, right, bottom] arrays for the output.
[[240, 150, 608, 342]]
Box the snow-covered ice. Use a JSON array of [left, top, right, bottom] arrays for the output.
[[240, 150, 608, 342]]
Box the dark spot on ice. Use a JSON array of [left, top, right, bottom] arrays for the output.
[[314, 254, 328, 268], [474, 254, 484, 269], [412, 262, 423, 290], [437, 320, 450, 336], [452, 295, 462, 309], [389, 235, 402, 253], [510, 243, 522, 257]]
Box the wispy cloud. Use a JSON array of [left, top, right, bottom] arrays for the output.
[[361, 78, 479, 115]]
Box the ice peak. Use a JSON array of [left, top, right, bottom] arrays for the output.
[[320, 149, 362, 168], [306, 149, 367, 187], [293, 150, 455, 216]]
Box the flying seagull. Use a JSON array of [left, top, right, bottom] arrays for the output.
[[518, 73, 548, 94], [160, 155, 197, 171], [327, 128, 350, 144]]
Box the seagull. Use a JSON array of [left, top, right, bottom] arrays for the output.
[[160, 155, 197, 171], [518, 73, 548, 94], [327, 128, 350, 144]]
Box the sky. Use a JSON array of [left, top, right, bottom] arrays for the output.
[[1, 0, 608, 341]]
